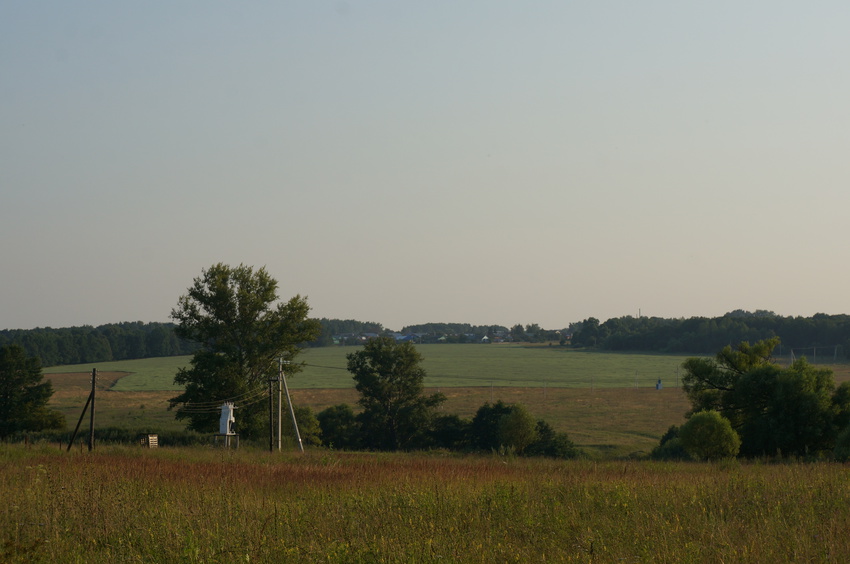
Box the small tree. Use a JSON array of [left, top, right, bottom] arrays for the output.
[[0, 345, 65, 438], [679, 410, 741, 461], [498, 403, 539, 454], [470, 400, 513, 451], [347, 337, 445, 450]]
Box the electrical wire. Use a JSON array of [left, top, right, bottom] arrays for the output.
[[175, 383, 270, 413], [302, 362, 349, 371]]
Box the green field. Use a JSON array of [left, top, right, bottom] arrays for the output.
[[40, 345, 850, 456], [44, 355, 191, 391], [44, 344, 694, 392], [39, 345, 694, 456]]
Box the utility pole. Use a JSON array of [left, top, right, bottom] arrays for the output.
[[268, 376, 275, 452], [280, 360, 303, 453], [88, 368, 96, 451], [278, 358, 283, 451], [68, 368, 97, 452]]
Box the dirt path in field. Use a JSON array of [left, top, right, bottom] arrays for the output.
[[46, 371, 128, 396]]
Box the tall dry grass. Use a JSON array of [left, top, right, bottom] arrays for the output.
[[2, 445, 849, 562]]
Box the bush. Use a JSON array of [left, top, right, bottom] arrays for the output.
[[679, 411, 741, 461], [651, 425, 691, 460], [430, 414, 471, 450], [526, 420, 578, 459], [282, 406, 322, 447], [498, 404, 539, 454], [834, 425, 850, 462], [317, 404, 360, 450]]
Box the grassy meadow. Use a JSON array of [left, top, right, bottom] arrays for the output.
[[40, 344, 850, 457], [41, 345, 695, 456], [3, 445, 850, 563], [15, 346, 850, 562], [42, 344, 694, 391]]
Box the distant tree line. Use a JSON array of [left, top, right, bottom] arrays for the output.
[[9, 309, 850, 367], [310, 318, 386, 346], [401, 323, 511, 343], [571, 310, 850, 357], [0, 322, 201, 367]]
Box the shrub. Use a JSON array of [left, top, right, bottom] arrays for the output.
[[679, 411, 741, 461], [651, 425, 691, 460], [317, 404, 360, 450], [834, 425, 850, 462], [526, 420, 578, 459], [283, 406, 322, 447], [498, 404, 539, 454], [430, 414, 471, 450]]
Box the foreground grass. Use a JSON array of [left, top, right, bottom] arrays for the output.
[[2, 445, 849, 563]]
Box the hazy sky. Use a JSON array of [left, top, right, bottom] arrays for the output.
[[3, 2, 850, 331]]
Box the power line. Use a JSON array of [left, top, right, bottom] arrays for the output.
[[177, 385, 270, 413], [303, 362, 349, 371]]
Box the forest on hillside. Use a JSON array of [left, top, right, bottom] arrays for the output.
[[570, 310, 850, 358], [0, 322, 200, 366]]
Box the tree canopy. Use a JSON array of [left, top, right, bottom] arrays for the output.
[[347, 336, 445, 450], [681, 338, 850, 457], [169, 263, 320, 439], [0, 345, 65, 438], [572, 311, 850, 357], [0, 322, 199, 367]]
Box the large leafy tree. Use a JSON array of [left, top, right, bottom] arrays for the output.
[[0, 345, 65, 438], [681, 338, 849, 457], [169, 263, 320, 439], [347, 336, 445, 450]]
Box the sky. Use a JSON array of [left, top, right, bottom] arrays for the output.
[[3, 2, 850, 332]]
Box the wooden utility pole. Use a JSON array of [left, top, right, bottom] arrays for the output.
[[280, 361, 303, 453], [67, 368, 96, 452], [278, 358, 283, 452], [88, 368, 96, 451], [268, 377, 275, 452]]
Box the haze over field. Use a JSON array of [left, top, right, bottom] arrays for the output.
[[3, 2, 850, 331]]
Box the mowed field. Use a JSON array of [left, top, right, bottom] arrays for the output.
[[42, 344, 850, 457]]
